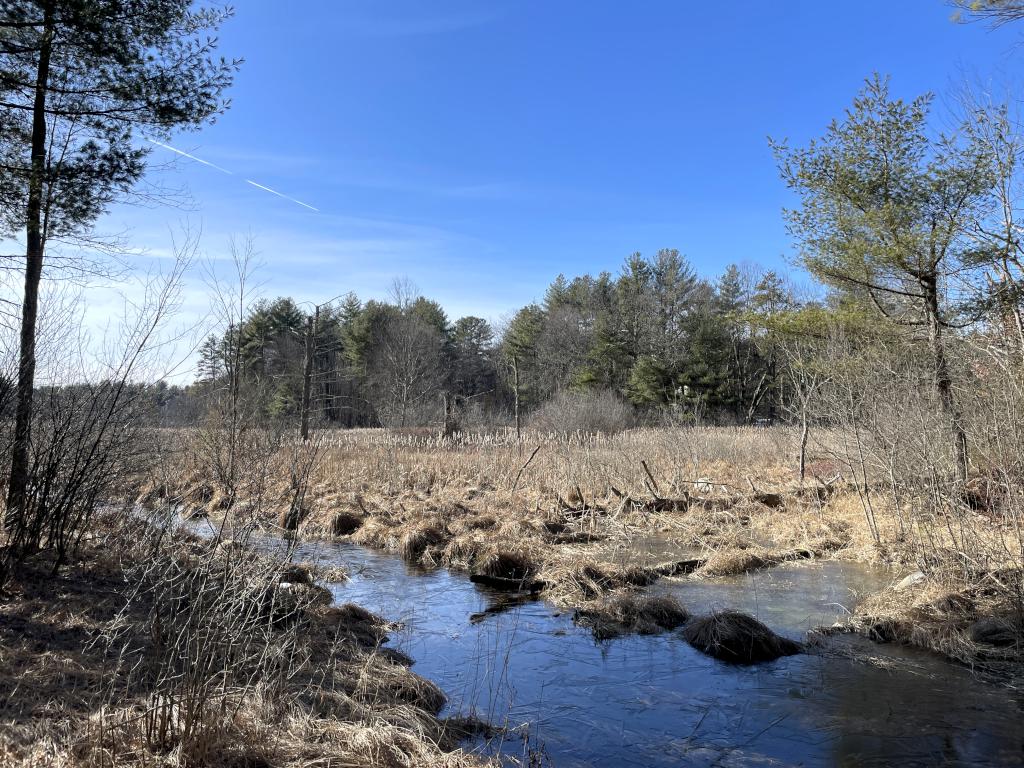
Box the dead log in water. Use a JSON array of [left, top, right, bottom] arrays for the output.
[[469, 573, 547, 593]]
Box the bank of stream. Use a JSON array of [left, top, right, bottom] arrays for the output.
[[238, 530, 1021, 768]]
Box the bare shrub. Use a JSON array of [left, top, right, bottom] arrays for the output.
[[96, 524, 307, 761], [0, 249, 191, 587], [528, 388, 633, 435]]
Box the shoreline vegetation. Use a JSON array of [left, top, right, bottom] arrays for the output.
[[137, 425, 1024, 682], [3, 428, 1022, 764], [0, 510, 496, 768]]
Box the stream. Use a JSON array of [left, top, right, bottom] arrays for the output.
[[266, 535, 1024, 768], [172, 503, 1024, 768]]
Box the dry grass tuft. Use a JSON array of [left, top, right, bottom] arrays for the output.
[[541, 560, 658, 602], [448, 513, 498, 535], [398, 522, 447, 564], [683, 610, 802, 664], [351, 517, 396, 550], [697, 546, 773, 577], [696, 535, 850, 578], [354, 653, 448, 714], [441, 532, 488, 570], [575, 591, 689, 639], [331, 509, 366, 536], [316, 564, 350, 583], [475, 547, 538, 581]]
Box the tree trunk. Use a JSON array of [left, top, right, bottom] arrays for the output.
[[7, 5, 54, 529], [511, 356, 521, 444], [798, 406, 809, 485], [441, 391, 456, 438], [300, 313, 315, 440], [923, 276, 968, 483]]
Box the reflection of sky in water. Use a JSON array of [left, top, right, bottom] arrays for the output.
[[280, 537, 1023, 767], [654, 560, 896, 638]]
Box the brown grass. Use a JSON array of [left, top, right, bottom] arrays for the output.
[[0, 514, 493, 768], [138, 425, 1024, 666], [683, 611, 802, 664], [398, 522, 446, 564], [475, 546, 538, 581], [575, 591, 689, 639], [844, 575, 1024, 679]]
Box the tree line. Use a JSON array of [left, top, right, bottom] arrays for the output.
[[177, 254, 805, 432], [165, 67, 1024, 504], [0, 0, 1022, 587]]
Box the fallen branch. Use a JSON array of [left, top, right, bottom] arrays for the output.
[[511, 444, 542, 495]]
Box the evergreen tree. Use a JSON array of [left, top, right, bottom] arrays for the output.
[[197, 335, 223, 383], [0, 0, 238, 518], [451, 316, 495, 398], [773, 75, 994, 478]]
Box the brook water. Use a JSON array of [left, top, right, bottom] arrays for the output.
[[205, 518, 1024, 766]]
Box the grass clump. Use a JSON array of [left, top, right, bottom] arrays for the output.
[[542, 560, 659, 602], [351, 517, 395, 549], [697, 547, 773, 577], [398, 522, 447, 564], [475, 547, 538, 581], [331, 509, 366, 536], [683, 610, 802, 663], [575, 591, 689, 639]]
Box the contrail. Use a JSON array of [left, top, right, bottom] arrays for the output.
[[245, 179, 320, 212], [146, 138, 233, 175], [146, 137, 320, 213]]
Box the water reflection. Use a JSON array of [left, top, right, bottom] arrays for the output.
[[280, 537, 1024, 767], [655, 560, 896, 637]]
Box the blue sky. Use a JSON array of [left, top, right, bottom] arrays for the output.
[[100, 0, 1024, 332]]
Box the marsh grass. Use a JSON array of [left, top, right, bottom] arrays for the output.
[[574, 591, 689, 639], [682, 611, 803, 664], [138, 424, 1024, 669]]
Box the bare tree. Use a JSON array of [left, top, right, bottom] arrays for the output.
[[370, 310, 445, 428], [0, 231, 195, 587]]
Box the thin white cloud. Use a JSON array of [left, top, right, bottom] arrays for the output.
[[146, 138, 320, 213]]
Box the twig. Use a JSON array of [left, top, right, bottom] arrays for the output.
[[641, 460, 662, 499], [511, 445, 542, 496]]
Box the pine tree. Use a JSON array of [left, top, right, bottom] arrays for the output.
[[0, 0, 238, 520], [773, 76, 994, 478]]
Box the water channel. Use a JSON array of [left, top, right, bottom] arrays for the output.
[[272, 535, 1024, 767]]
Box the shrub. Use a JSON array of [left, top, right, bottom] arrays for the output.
[[528, 389, 633, 435]]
